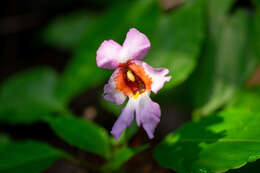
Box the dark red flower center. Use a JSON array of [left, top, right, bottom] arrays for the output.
[[115, 61, 152, 98]]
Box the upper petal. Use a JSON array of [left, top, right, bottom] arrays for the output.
[[135, 61, 171, 94], [120, 28, 150, 61], [111, 98, 135, 140], [135, 93, 161, 139], [96, 40, 122, 69], [104, 69, 126, 105]]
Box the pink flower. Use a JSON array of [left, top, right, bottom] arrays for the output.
[[96, 28, 171, 140]]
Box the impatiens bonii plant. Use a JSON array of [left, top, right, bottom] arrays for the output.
[[96, 28, 171, 140]]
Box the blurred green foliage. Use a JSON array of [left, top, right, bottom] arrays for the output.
[[43, 11, 96, 50], [0, 139, 65, 173], [49, 114, 111, 158], [0, 67, 63, 124], [1, 0, 260, 172], [147, 0, 205, 88], [192, 9, 254, 117], [102, 145, 148, 172]]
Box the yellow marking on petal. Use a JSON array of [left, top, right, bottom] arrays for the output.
[[133, 91, 140, 100], [127, 70, 135, 82]]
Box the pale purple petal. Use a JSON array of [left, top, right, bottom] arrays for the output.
[[111, 99, 135, 140], [134, 60, 171, 94], [120, 28, 150, 61], [136, 93, 161, 139], [111, 93, 161, 140], [96, 40, 122, 69], [104, 69, 126, 105]]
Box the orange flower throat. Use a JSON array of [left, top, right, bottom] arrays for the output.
[[115, 61, 152, 98]]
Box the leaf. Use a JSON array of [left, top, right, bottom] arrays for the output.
[[0, 134, 10, 147], [42, 11, 97, 50], [251, 8, 260, 60], [191, 10, 256, 117], [0, 67, 62, 124], [147, 0, 205, 88], [125, 0, 160, 38], [228, 88, 260, 112], [56, 0, 160, 103], [0, 140, 64, 173], [49, 115, 110, 158], [207, 0, 235, 39], [227, 159, 260, 173], [102, 145, 148, 171], [252, 0, 260, 7], [154, 89, 260, 173], [189, 0, 236, 112], [243, 8, 260, 87]]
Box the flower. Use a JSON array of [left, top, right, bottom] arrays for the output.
[[96, 28, 171, 140]]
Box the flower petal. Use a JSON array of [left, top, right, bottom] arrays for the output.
[[135, 61, 171, 93], [135, 93, 161, 139], [97, 40, 121, 69], [104, 69, 126, 105], [111, 99, 135, 140], [120, 28, 150, 61]]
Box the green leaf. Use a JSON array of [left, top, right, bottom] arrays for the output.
[[0, 140, 64, 173], [251, 8, 260, 60], [188, 0, 236, 111], [0, 134, 10, 147], [49, 115, 110, 158], [228, 88, 260, 112], [207, 0, 235, 39], [252, 0, 260, 7], [0, 67, 62, 124], [102, 145, 148, 171], [56, 0, 160, 103], [125, 0, 160, 38], [154, 89, 260, 173], [191, 10, 256, 117], [42, 11, 96, 50], [227, 159, 260, 173], [147, 0, 205, 88]]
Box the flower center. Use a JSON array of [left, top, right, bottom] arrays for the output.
[[115, 61, 152, 99], [125, 69, 146, 96]]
